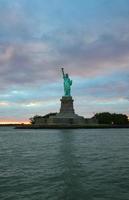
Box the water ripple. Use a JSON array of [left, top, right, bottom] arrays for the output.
[[0, 128, 129, 200]]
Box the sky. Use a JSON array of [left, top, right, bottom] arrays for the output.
[[0, 0, 129, 123]]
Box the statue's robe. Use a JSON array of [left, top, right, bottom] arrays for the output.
[[64, 76, 72, 96]]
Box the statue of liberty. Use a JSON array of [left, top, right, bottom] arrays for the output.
[[61, 68, 72, 96]]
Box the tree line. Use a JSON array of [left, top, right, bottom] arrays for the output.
[[94, 112, 129, 125], [30, 112, 129, 125]]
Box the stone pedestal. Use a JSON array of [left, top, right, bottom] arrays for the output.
[[48, 96, 85, 125], [33, 95, 86, 126], [60, 96, 75, 114]]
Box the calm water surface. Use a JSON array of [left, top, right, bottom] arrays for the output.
[[0, 128, 129, 200]]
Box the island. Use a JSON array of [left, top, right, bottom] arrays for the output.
[[16, 68, 129, 129]]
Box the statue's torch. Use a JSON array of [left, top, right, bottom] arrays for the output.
[[61, 68, 65, 77]]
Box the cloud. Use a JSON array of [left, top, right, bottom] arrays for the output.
[[0, 33, 129, 90], [56, 34, 129, 77], [0, 101, 9, 106], [0, 0, 129, 121]]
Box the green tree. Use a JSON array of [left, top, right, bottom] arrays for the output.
[[94, 112, 129, 125], [111, 113, 128, 125], [95, 112, 112, 124]]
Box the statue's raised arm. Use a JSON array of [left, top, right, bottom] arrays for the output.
[[61, 68, 65, 78]]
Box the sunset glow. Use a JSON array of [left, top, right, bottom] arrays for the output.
[[0, 121, 30, 125]]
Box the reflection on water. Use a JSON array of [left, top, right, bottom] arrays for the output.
[[58, 130, 86, 199], [0, 128, 129, 200]]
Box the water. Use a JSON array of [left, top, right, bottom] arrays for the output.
[[0, 128, 129, 200]]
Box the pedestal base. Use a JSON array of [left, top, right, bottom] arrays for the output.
[[60, 96, 75, 114], [33, 96, 86, 126], [49, 96, 85, 125]]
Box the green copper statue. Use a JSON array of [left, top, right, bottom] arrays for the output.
[[61, 68, 72, 96]]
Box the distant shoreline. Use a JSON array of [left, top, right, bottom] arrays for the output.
[[15, 124, 129, 129], [0, 124, 129, 129], [0, 124, 29, 127]]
